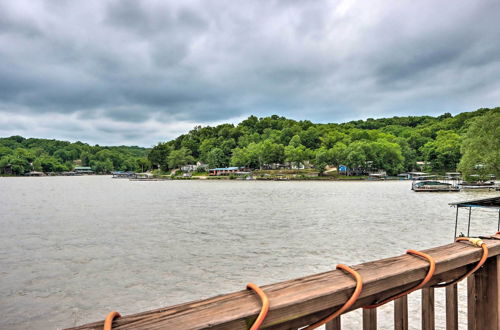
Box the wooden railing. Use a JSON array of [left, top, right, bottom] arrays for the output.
[[69, 234, 500, 330]]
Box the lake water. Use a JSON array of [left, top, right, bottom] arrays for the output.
[[0, 176, 498, 329]]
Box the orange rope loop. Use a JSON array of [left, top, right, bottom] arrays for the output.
[[304, 264, 363, 330], [246, 283, 270, 330], [432, 237, 488, 288], [364, 250, 435, 309], [103, 311, 121, 330]]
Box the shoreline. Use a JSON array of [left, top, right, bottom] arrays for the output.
[[0, 174, 405, 182]]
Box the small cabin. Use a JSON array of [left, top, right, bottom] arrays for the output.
[[181, 164, 198, 172]]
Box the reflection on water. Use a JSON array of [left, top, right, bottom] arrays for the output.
[[0, 176, 497, 329]]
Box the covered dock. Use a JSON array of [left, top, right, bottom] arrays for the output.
[[450, 196, 500, 238], [208, 167, 241, 176]]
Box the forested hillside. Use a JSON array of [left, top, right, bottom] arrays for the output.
[[148, 107, 499, 176], [0, 137, 150, 175], [1, 107, 498, 176]]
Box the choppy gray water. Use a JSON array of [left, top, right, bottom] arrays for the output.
[[0, 176, 498, 329]]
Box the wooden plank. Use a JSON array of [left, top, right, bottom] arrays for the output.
[[325, 316, 341, 330], [467, 255, 500, 330], [467, 274, 476, 330], [422, 287, 435, 330], [394, 295, 408, 330], [363, 308, 376, 330], [445, 284, 458, 330], [69, 238, 500, 330]]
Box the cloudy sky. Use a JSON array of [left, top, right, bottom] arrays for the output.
[[1, 0, 499, 146]]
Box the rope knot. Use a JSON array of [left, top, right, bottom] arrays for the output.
[[468, 238, 484, 247]]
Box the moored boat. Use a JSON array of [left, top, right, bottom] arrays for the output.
[[412, 180, 460, 192], [460, 181, 496, 191]]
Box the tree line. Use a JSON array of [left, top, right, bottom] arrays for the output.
[[1, 107, 498, 177], [148, 107, 499, 177], [0, 136, 150, 175]]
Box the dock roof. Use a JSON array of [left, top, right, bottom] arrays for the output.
[[209, 167, 240, 171], [449, 196, 500, 209]]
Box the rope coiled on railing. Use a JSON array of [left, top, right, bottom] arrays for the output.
[[99, 236, 491, 329], [364, 249, 435, 309], [103, 311, 120, 330], [432, 237, 488, 288], [246, 283, 270, 330], [304, 264, 363, 329]]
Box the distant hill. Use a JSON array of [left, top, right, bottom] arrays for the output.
[[0, 136, 150, 174], [148, 107, 498, 175], [1, 107, 498, 176]]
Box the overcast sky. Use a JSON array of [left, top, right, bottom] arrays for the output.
[[1, 0, 499, 146]]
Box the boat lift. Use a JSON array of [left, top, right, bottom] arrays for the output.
[[449, 196, 500, 238]]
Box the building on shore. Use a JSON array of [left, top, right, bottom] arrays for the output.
[[74, 166, 94, 174], [112, 171, 135, 178], [368, 171, 387, 180], [26, 171, 45, 176], [208, 167, 241, 176], [407, 171, 429, 179], [181, 162, 208, 173]]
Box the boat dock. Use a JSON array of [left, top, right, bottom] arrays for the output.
[[70, 234, 500, 330]]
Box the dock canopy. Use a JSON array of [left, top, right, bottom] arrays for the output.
[[449, 196, 500, 209], [450, 195, 500, 238]]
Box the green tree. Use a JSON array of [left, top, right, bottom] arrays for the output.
[[91, 159, 113, 173], [288, 135, 302, 147], [345, 142, 367, 171], [458, 110, 500, 179], [230, 147, 251, 167], [259, 140, 285, 165], [0, 155, 30, 175], [314, 147, 332, 174], [199, 138, 217, 163], [33, 155, 59, 172], [136, 158, 151, 172], [421, 130, 461, 171], [284, 144, 310, 168], [0, 146, 12, 158], [330, 143, 347, 171], [206, 147, 226, 168], [148, 143, 172, 171], [167, 147, 194, 169]]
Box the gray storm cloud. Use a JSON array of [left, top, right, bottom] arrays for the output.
[[0, 0, 499, 146]]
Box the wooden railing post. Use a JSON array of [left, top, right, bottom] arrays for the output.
[[363, 308, 377, 330], [445, 284, 458, 330], [394, 296, 408, 330], [325, 317, 341, 330], [467, 255, 500, 330], [422, 287, 435, 330]]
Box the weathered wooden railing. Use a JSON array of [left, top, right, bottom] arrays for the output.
[[70, 234, 500, 330]]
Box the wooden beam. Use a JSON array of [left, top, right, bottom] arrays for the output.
[[445, 284, 458, 330], [467, 255, 500, 330], [468, 274, 476, 330], [69, 237, 500, 330], [325, 317, 341, 330], [363, 308, 376, 330], [422, 287, 435, 330], [394, 296, 408, 330]]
